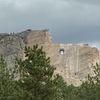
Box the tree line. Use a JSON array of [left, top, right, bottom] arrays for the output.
[[0, 45, 100, 100]]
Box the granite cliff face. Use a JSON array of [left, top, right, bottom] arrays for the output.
[[0, 29, 100, 85]]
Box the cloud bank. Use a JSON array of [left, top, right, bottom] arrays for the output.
[[0, 0, 100, 46]]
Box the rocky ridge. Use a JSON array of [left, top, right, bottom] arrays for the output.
[[0, 29, 100, 86]]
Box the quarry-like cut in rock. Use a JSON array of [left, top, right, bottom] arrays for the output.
[[0, 29, 100, 86]]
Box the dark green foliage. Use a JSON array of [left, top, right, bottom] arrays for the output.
[[76, 63, 100, 100], [1, 44, 100, 100], [0, 55, 24, 100], [16, 45, 66, 100], [0, 55, 14, 100], [0, 56, 18, 100], [50, 62, 100, 100]]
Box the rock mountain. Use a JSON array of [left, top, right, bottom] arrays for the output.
[[0, 29, 100, 86]]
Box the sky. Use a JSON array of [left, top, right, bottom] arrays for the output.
[[0, 0, 100, 48]]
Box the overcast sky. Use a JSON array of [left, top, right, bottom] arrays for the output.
[[0, 0, 100, 47]]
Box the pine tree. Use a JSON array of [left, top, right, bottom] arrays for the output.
[[76, 63, 100, 100], [0, 55, 14, 99], [0, 55, 23, 100], [17, 45, 66, 100]]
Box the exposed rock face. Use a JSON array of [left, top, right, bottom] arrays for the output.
[[0, 33, 25, 68], [0, 29, 100, 86], [44, 44, 100, 85]]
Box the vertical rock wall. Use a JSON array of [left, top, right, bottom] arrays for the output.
[[44, 43, 100, 85], [0, 29, 100, 86]]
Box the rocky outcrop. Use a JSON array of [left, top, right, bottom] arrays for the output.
[[0, 33, 25, 68], [0, 29, 100, 86]]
